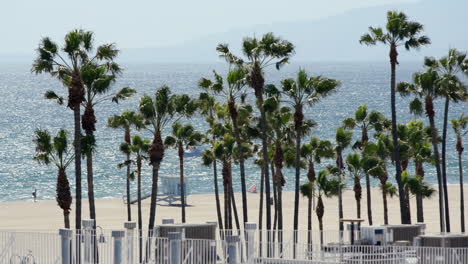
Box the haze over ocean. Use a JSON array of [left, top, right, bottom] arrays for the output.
[[0, 61, 465, 201]]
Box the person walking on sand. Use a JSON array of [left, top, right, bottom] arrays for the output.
[[32, 188, 37, 202]]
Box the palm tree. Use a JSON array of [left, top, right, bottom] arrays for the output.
[[334, 127, 353, 231], [138, 86, 197, 235], [123, 135, 150, 263], [342, 105, 390, 225], [165, 122, 203, 223], [199, 62, 250, 224], [33, 129, 73, 228], [398, 68, 446, 231], [360, 11, 430, 224], [198, 92, 224, 230], [314, 169, 342, 246], [400, 121, 433, 223], [362, 135, 394, 225], [401, 170, 435, 223], [452, 114, 467, 232], [426, 50, 467, 232], [221, 33, 294, 233], [281, 69, 339, 236], [346, 153, 364, 223], [301, 137, 334, 236], [32, 29, 121, 230], [108, 111, 144, 221]]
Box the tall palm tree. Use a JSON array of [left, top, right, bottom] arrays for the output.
[[360, 11, 430, 224], [346, 153, 364, 223], [398, 68, 446, 231], [221, 33, 294, 233], [138, 86, 197, 234], [342, 105, 390, 225], [281, 69, 339, 236], [452, 114, 467, 232], [165, 122, 203, 223], [314, 169, 342, 246], [33, 129, 73, 228], [32, 29, 121, 230], [301, 137, 334, 235], [198, 93, 224, 230], [334, 127, 353, 231], [108, 111, 144, 221], [426, 50, 467, 232], [123, 135, 150, 263], [362, 135, 395, 225], [199, 62, 250, 224]]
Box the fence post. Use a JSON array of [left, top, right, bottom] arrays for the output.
[[226, 235, 239, 264], [82, 219, 95, 264], [245, 222, 257, 262], [60, 229, 73, 264], [112, 230, 125, 264], [124, 222, 136, 264], [162, 218, 175, 224], [168, 232, 182, 264]]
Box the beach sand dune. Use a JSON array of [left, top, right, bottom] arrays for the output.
[[0, 185, 466, 233]]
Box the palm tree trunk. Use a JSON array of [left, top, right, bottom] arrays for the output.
[[73, 106, 82, 230], [441, 97, 451, 232], [86, 152, 96, 222], [271, 164, 278, 232], [293, 127, 301, 245], [365, 172, 373, 225], [148, 130, 164, 233], [415, 162, 424, 223], [126, 152, 132, 221], [317, 195, 324, 246], [222, 159, 231, 229], [213, 159, 223, 230], [458, 151, 465, 232], [389, 44, 410, 224], [64, 211, 70, 229], [382, 184, 388, 225], [229, 101, 248, 225], [426, 97, 446, 232], [258, 166, 264, 257], [259, 101, 272, 231], [178, 144, 186, 223], [307, 196, 312, 249], [230, 183, 240, 230], [137, 156, 143, 264]]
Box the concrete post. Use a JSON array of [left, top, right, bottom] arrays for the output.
[[245, 222, 257, 262], [168, 232, 182, 264], [124, 222, 136, 264], [162, 218, 174, 224], [59, 229, 73, 264], [112, 230, 125, 264], [82, 219, 95, 264], [226, 235, 239, 264]]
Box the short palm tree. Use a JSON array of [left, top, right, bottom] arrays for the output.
[[426, 49, 467, 232], [138, 86, 197, 234], [32, 29, 120, 229], [360, 11, 430, 224], [398, 67, 446, 231], [122, 135, 150, 263], [346, 153, 364, 222], [314, 169, 342, 246], [108, 111, 144, 221], [452, 114, 467, 232], [165, 122, 203, 223], [342, 105, 389, 226], [334, 127, 353, 231], [199, 62, 250, 224], [282, 69, 339, 235], [33, 129, 73, 228], [220, 33, 294, 232], [362, 135, 394, 225], [401, 170, 435, 222], [301, 137, 334, 236]]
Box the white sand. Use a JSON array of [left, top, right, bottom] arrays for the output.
[[0, 185, 466, 233]]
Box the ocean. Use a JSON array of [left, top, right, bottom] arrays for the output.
[[0, 61, 465, 202]]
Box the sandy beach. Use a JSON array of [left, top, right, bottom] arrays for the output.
[[0, 185, 466, 233]]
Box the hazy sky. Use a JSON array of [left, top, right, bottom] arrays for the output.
[[1, 0, 417, 54]]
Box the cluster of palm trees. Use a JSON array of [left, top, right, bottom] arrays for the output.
[[32, 11, 466, 255]]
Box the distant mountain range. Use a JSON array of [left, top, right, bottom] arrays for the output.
[[119, 0, 467, 63]]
